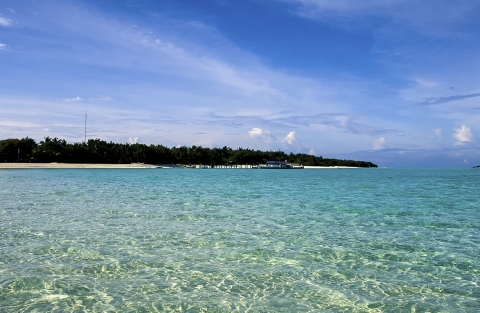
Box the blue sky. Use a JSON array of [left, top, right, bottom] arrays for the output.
[[1, 0, 479, 167]]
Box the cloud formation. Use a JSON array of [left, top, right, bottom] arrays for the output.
[[249, 128, 306, 152], [248, 128, 275, 142], [0, 16, 12, 26], [2, 1, 480, 167], [422, 93, 480, 105], [285, 0, 478, 36], [286, 0, 398, 13], [373, 137, 386, 150], [453, 125, 473, 145], [274, 113, 398, 136], [282, 131, 299, 145], [129, 137, 138, 144], [63, 96, 82, 102], [89, 96, 112, 101]]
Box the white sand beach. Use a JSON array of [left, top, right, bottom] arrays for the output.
[[0, 163, 163, 169]]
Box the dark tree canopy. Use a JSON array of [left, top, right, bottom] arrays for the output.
[[0, 137, 378, 168]]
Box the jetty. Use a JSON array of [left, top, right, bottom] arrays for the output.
[[180, 164, 256, 169]]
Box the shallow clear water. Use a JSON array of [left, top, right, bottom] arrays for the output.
[[0, 168, 479, 312]]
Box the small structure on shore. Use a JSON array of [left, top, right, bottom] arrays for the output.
[[258, 161, 303, 169]]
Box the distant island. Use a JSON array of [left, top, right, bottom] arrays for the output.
[[0, 137, 377, 168], [474, 165, 480, 168]]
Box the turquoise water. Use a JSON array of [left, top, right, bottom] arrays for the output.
[[0, 168, 479, 312]]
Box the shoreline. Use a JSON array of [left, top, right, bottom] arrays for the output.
[[303, 166, 360, 169], [0, 163, 363, 169], [0, 163, 164, 169]]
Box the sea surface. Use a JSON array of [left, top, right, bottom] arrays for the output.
[[0, 168, 479, 312]]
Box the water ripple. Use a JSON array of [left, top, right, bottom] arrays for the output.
[[1, 168, 479, 311]]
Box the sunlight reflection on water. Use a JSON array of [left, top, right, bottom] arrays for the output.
[[0, 168, 479, 312]]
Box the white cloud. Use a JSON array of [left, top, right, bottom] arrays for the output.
[[282, 131, 298, 145], [309, 148, 316, 155], [248, 128, 275, 142], [0, 119, 44, 128], [0, 43, 7, 50], [373, 137, 386, 150], [0, 1, 372, 134], [284, 0, 477, 34], [414, 78, 440, 89], [3, 0, 477, 166], [0, 16, 12, 26], [453, 125, 473, 145], [287, 0, 400, 12], [129, 137, 138, 144], [89, 96, 113, 101], [63, 96, 82, 102]]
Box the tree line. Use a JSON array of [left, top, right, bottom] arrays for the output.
[[0, 137, 377, 167]]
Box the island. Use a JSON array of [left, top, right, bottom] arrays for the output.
[[0, 137, 377, 168]]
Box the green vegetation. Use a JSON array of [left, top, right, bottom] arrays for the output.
[[0, 137, 377, 167]]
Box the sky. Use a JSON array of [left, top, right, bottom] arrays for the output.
[[0, 0, 479, 167]]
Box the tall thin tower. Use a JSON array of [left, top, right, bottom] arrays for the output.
[[84, 111, 87, 143]]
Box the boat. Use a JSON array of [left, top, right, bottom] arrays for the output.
[[258, 160, 303, 169]]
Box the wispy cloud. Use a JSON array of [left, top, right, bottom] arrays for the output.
[[283, 0, 478, 36], [336, 145, 480, 168], [208, 113, 287, 128], [210, 112, 399, 136], [63, 96, 82, 102], [0, 119, 44, 128], [373, 137, 386, 150], [276, 113, 399, 136], [2, 1, 479, 166], [422, 93, 480, 105], [62, 95, 110, 104], [0, 15, 12, 27], [89, 96, 113, 101], [285, 0, 400, 13]]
